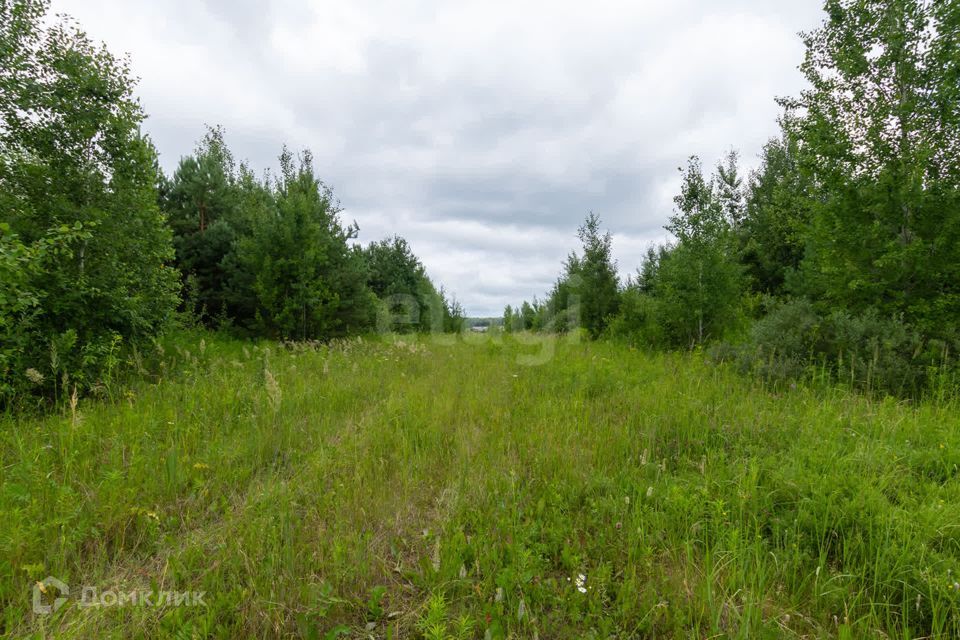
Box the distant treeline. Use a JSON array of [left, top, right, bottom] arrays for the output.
[[0, 1, 462, 404], [503, 0, 960, 397], [161, 128, 464, 340]]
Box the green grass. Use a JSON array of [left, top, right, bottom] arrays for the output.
[[3, 331, 960, 638]]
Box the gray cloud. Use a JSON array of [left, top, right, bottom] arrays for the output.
[[53, 0, 825, 316]]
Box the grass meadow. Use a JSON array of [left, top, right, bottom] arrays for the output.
[[3, 331, 960, 638]]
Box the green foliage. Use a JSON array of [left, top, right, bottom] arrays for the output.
[[235, 149, 376, 340], [364, 235, 451, 333], [161, 126, 240, 322], [160, 132, 462, 341], [643, 243, 743, 348], [440, 289, 466, 334], [604, 279, 659, 345], [604, 0, 960, 385], [715, 150, 745, 227], [0, 223, 91, 400], [573, 213, 621, 339], [0, 0, 179, 404], [518, 301, 536, 331], [540, 260, 583, 334], [614, 157, 744, 348], [781, 0, 960, 333], [701, 0, 960, 396], [729, 299, 957, 397], [524, 213, 620, 338], [738, 135, 811, 296], [501, 301, 537, 334]]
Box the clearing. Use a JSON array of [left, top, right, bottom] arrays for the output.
[[3, 333, 959, 638]]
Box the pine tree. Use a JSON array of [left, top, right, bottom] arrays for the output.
[[237, 149, 375, 340], [574, 213, 621, 338]]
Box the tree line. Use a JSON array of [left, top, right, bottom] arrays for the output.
[[0, 0, 462, 405], [161, 127, 464, 339], [3, 0, 959, 404], [503, 0, 960, 397]]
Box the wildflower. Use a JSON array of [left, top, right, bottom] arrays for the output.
[[624, 496, 630, 505], [646, 486, 653, 498], [575, 573, 587, 593], [193, 462, 210, 471], [25, 368, 44, 385]]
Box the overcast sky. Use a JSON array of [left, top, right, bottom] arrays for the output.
[[52, 0, 824, 316]]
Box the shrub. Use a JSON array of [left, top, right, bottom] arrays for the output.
[[605, 286, 661, 346], [730, 299, 956, 397]]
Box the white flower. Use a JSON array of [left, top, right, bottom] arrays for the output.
[[575, 573, 587, 593]]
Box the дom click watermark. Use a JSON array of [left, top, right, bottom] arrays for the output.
[[32, 577, 205, 615]]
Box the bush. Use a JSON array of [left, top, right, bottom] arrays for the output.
[[827, 310, 957, 396], [732, 299, 823, 382], [605, 286, 661, 346], [729, 299, 957, 397]]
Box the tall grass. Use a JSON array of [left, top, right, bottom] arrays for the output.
[[2, 331, 959, 638]]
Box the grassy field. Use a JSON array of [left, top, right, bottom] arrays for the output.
[[3, 331, 960, 639]]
